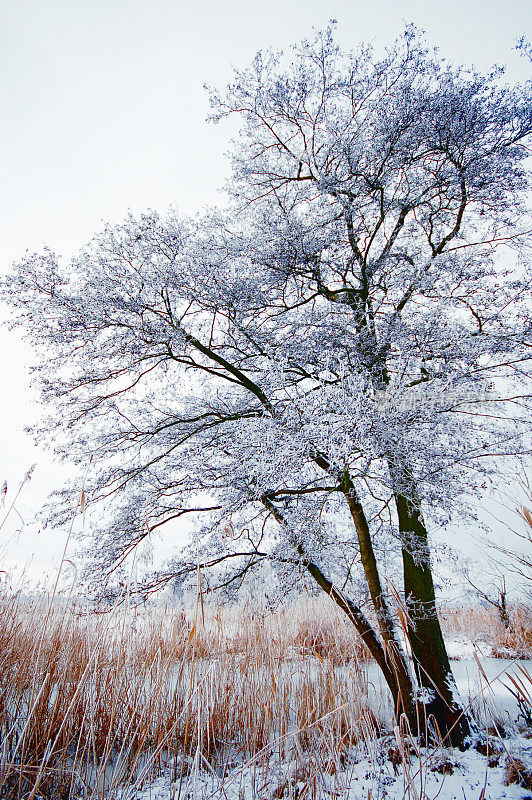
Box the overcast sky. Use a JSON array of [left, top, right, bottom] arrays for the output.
[[1, 0, 531, 587]]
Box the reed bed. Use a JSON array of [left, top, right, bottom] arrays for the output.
[[438, 603, 532, 658], [0, 592, 378, 800], [3, 590, 532, 800]]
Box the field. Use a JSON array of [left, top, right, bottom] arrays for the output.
[[1, 591, 532, 800]]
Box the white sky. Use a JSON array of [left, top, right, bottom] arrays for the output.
[[0, 0, 531, 588]]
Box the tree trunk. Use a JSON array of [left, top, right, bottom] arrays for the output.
[[341, 476, 416, 722], [302, 559, 408, 711], [262, 492, 416, 724], [395, 493, 472, 746], [498, 589, 511, 630]]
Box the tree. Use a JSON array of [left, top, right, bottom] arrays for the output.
[[509, 506, 532, 597], [462, 562, 512, 629], [489, 486, 532, 602], [2, 26, 531, 747]]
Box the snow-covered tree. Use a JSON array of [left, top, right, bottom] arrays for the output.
[[3, 26, 531, 745]]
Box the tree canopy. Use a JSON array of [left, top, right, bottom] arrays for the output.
[[3, 25, 531, 744]]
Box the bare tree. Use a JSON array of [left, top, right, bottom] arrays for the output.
[[513, 508, 532, 594], [490, 500, 532, 601], [462, 563, 512, 629], [2, 26, 532, 746]]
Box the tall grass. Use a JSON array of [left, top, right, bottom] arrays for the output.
[[0, 592, 377, 799], [2, 590, 532, 799], [438, 603, 532, 658]]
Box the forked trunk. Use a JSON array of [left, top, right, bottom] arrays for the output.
[[340, 474, 417, 723], [264, 483, 471, 743]]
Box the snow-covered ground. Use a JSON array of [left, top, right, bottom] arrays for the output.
[[113, 657, 532, 800], [117, 735, 532, 800]]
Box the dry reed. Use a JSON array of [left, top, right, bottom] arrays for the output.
[[0, 591, 376, 799], [438, 603, 532, 658], [3, 590, 532, 799]]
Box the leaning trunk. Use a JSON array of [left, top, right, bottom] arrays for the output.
[[303, 559, 409, 713], [340, 474, 417, 723], [395, 493, 472, 746], [263, 491, 417, 725]]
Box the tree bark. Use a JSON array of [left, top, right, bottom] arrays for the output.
[[395, 493, 472, 746], [262, 493, 416, 722], [340, 473, 416, 722], [498, 589, 511, 630]]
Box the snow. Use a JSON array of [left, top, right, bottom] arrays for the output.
[[118, 738, 532, 800], [452, 658, 532, 724], [444, 638, 493, 661], [112, 658, 532, 800]]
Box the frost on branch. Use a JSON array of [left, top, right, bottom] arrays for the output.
[[1, 28, 531, 609]]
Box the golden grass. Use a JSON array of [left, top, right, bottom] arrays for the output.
[[0, 592, 377, 799], [438, 602, 532, 658], [2, 590, 532, 799]]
